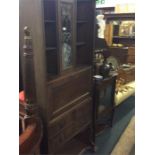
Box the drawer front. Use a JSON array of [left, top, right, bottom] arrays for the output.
[[48, 97, 92, 152], [48, 112, 73, 137], [47, 68, 92, 113]]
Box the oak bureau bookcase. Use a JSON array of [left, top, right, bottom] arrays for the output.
[[19, 0, 95, 154]]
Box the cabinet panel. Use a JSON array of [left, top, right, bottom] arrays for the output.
[[48, 110, 74, 138], [48, 68, 91, 113], [77, 1, 92, 21]]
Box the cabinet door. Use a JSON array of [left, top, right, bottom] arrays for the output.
[[58, 0, 76, 71]]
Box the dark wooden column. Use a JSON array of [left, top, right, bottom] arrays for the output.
[[22, 26, 38, 117], [19, 26, 43, 155]]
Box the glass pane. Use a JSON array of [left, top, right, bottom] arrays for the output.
[[61, 2, 73, 70]]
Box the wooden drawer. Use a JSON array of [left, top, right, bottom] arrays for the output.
[[48, 111, 74, 138], [48, 97, 92, 137], [48, 97, 92, 152]]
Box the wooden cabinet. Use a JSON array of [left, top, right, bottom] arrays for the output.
[[104, 13, 135, 47], [93, 74, 117, 136], [19, 0, 95, 154], [103, 13, 135, 65]]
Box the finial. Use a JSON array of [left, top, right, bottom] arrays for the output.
[[24, 26, 30, 36]]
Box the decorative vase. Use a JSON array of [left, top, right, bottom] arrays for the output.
[[99, 61, 111, 78]]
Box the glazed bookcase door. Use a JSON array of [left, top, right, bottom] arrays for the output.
[[43, 0, 59, 77], [76, 0, 95, 66], [58, 0, 76, 72]]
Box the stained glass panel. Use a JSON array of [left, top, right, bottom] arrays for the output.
[[61, 2, 73, 70]]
